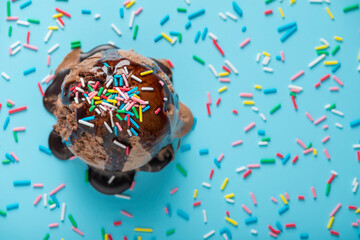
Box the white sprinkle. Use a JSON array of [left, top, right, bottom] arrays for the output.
[[308, 54, 326, 68], [236, 166, 246, 173], [184, 0, 190, 5], [111, 23, 122, 36], [127, 129, 132, 136], [11, 46, 21, 55], [256, 53, 261, 62], [171, 36, 178, 45], [106, 78, 113, 88], [335, 123, 343, 129], [131, 75, 142, 83], [251, 106, 259, 112], [115, 194, 131, 200], [61, 203, 66, 221], [80, 77, 85, 87], [352, 177, 358, 186], [75, 87, 84, 93], [262, 56, 270, 65], [44, 193, 47, 207], [251, 229, 258, 235], [10, 40, 21, 49], [41, 74, 50, 83], [78, 120, 94, 128], [48, 43, 59, 54], [163, 97, 168, 101], [331, 109, 344, 116], [331, 170, 338, 175], [104, 121, 113, 133], [225, 198, 235, 204], [353, 182, 359, 193], [226, 12, 238, 21], [208, 64, 218, 77], [323, 0, 330, 3], [129, 11, 135, 29], [320, 38, 330, 46], [260, 113, 266, 121], [219, 12, 227, 21], [263, 67, 273, 72], [324, 104, 331, 109], [124, 67, 129, 75], [357, 65, 360, 71], [203, 209, 207, 224], [95, 108, 101, 115], [108, 41, 116, 46], [109, 111, 115, 128], [113, 140, 126, 149], [56, 19, 64, 29], [141, 87, 154, 91], [288, 85, 303, 91], [258, 141, 268, 146], [44, 30, 53, 43], [102, 101, 118, 109], [208, 32, 218, 41], [224, 60, 238, 74], [202, 182, 211, 188], [203, 230, 215, 239], [49, 203, 57, 210], [309, 0, 323, 3], [94, 13, 101, 19], [17, 20, 29, 26], [108, 175, 115, 184], [74, 97, 79, 104], [1, 72, 10, 81]]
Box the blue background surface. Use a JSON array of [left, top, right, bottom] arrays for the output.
[[0, 0, 360, 239]]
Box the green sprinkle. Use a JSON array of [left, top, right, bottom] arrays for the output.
[[307, 142, 312, 149], [87, 84, 94, 92], [343, 4, 359, 13], [48, 200, 54, 205], [133, 25, 138, 40], [178, 33, 182, 43], [105, 92, 112, 97], [28, 19, 40, 24], [85, 170, 89, 183], [316, 50, 329, 55], [91, 98, 94, 105], [0, 210, 7, 216], [117, 109, 126, 114], [329, 103, 336, 110], [176, 163, 187, 176], [265, 0, 276, 4], [116, 114, 123, 121], [98, 87, 104, 96], [325, 183, 331, 196], [331, 45, 340, 56], [269, 104, 281, 114], [7, 1, 10, 17], [13, 131, 18, 143], [71, 40, 81, 45], [290, 92, 296, 97], [101, 228, 105, 240], [166, 228, 175, 236], [89, 106, 96, 112], [8, 26, 12, 37], [177, 8, 187, 12], [43, 233, 50, 240], [261, 137, 271, 142], [132, 106, 139, 119], [68, 214, 77, 228], [193, 55, 205, 65], [7, 102, 13, 107], [260, 158, 275, 164], [71, 41, 81, 49], [2, 159, 11, 164]]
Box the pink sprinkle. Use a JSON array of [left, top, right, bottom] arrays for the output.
[[45, 75, 54, 84], [305, 112, 314, 122], [311, 187, 317, 199], [290, 70, 305, 81], [49, 183, 65, 196], [10, 152, 19, 161], [250, 192, 257, 206], [242, 204, 252, 215], [296, 138, 307, 149], [207, 91, 211, 104], [239, 93, 253, 98], [239, 37, 251, 48], [158, 80, 164, 86], [115, 122, 123, 132], [164, 207, 169, 214], [47, 55, 51, 66], [33, 183, 43, 188], [7, 99, 15, 105], [303, 148, 313, 155], [6, 16, 19, 21], [280, 51, 285, 62], [123, 0, 131, 6], [129, 181, 135, 190], [248, 164, 260, 169], [244, 122, 256, 132], [219, 78, 230, 82], [323, 124, 329, 130], [352, 222, 359, 227], [315, 82, 321, 88], [49, 223, 59, 228], [290, 88, 301, 93], [232, 140, 243, 146], [33, 194, 42, 206], [314, 115, 327, 125], [285, 192, 290, 200], [155, 108, 161, 115], [269, 232, 277, 238], [358, 219, 360, 224], [170, 187, 178, 194], [332, 75, 343, 86], [72, 226, 84, 236], [271, 197, 278, 203], [23, 44, 38, 51], [121, 210, 133, 218], [68, 156, 77, 160], [12, 127, 26, 132], [135, 7, 143, 15], [217, 153, 224, 162], [322, 135, 330, 143], [9, 48, 12, 55], [324, 148, 331, 160], [330, 203, 342, 217], [330, 87, 339, 91]]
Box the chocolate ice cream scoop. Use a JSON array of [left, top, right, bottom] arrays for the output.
[[44, 46, 193, 194]]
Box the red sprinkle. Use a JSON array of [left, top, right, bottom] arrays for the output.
[[113, 221, 122, 226], [298, 195, 305, 200], [170, 187, 178, 194], [9, 106, 27, 114], [167, 59, 174, 68], [222, 65, 231, 73], [357, 151, 360, 161], [155, 107, 161, 115], [276, 153, 284, 159], [243, 169, 252, 178], [108, 234, 113, 240], [264, 9, 273, 15], [232, 110, 238, 115], [206, 102, 211, 116], [209, 169, 214, 179], [212, 39, 225, 56], [216, 98, 221, 106], [330, 230, 339, 236], [320, 73, 330, 82], [26, 31, 30, 44], [292, 155, 299, 164], [38, 82, 45, 97], [285, 223, 296, 228], [315, 82, 321, 88], [193, 201, 201, 207], [226, 210, 230, 216], [327, 174, 336, 184], [57, 17, 65, 26], [348, 205, 357, 210], [291, 95, 298, 110], [268, 225, 281, 234], [55, 8, 71, 18]]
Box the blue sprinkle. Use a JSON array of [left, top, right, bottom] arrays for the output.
[[277, 22, 297, 33], [185, 22, 191, 30], [130, 127, 138, 136], [201, 27, 208, 40], [154, 35, 163, 42], [280, 26, 297, 42], [276, 221, 283, 232], [199, 149, 209, 155], [191, 117, 197, 130], [119, 8, 124, 18], [276, 55, 282, 61], [257, 130, 265, 136], [130, 118, 139, 129], [194, 31, 201, 43], [169, 31, 180, 36], [219, 227, 232, 239], [350, 118, 360, 128], [213, 158, 221, 168], [188, 9, 205, 20], [282, 153, 291, 165], [160, 14, 170, 25], [264, 88, 277, 94], [166, 203, 172, 217], [81, 116, 95, 121], [278, 205, 289, 215], [13, 180, 31, 186], [114, 126, 118, 136], [331, 63, 341, 73], [142, 105, 150, 112], [180, 144, 191, 152], [176, 209, 189, 221], [241, 26, 247, 32], [127, 87, 138, 95], [6, 203, 19, 211], [51, 195, 60, 208], [39, 145, 52, 155], [232, 1, 243, 17], [5, 153, 15, 163], [125, 111, 135, 117], [244, 217, 258, 225], [104, 63, 109, 67], [299, 233, 309, 239], [23, 67, 36, 75], [20, 0, 32, 9], [3, 116, 10, 130], [81, 9, 91, 14]]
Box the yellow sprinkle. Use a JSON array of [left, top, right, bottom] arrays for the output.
[[161, 32, 173, 43], [224, 193, 235, 199], [225, 217, 238, 226], [134, 228, 153, 233], [105, 234, 109, 240], [107, 99, 117, 104], [48, 26, 59, 30], [254, 84, 262, 90], [358, 50, 360, 61], [93, 96, 100, 100], [139, 105, 143, 122], [290, 0, 296, 5], [324, 61, 338, 66], [355, 208, 360, 214], [325, 7, 334, 20], [263, 51, 270, 57], [126, 0, 135, 8], [138, 237, 141, 240], [278, 7, 285, 18], [140, 70, 153, 76], [243, 101, 255, 106], [133, 94, 140, 98], [193, 189, 198, 199], [218, 72, 229, 77], [53, 13, 63, 18], [221, 177, 229, 191], [313, 148, 317, 156], [94, 101, 102, 105], [334, 36, 343, 42], [107, 89, 117, 93], [327, 216, 335, 229], [314, 45, 329, 50], [218, 86, 228, 93], [280, 194, 288, 205]]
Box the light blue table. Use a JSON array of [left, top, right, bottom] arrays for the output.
[[0, 0, 360, 239]]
